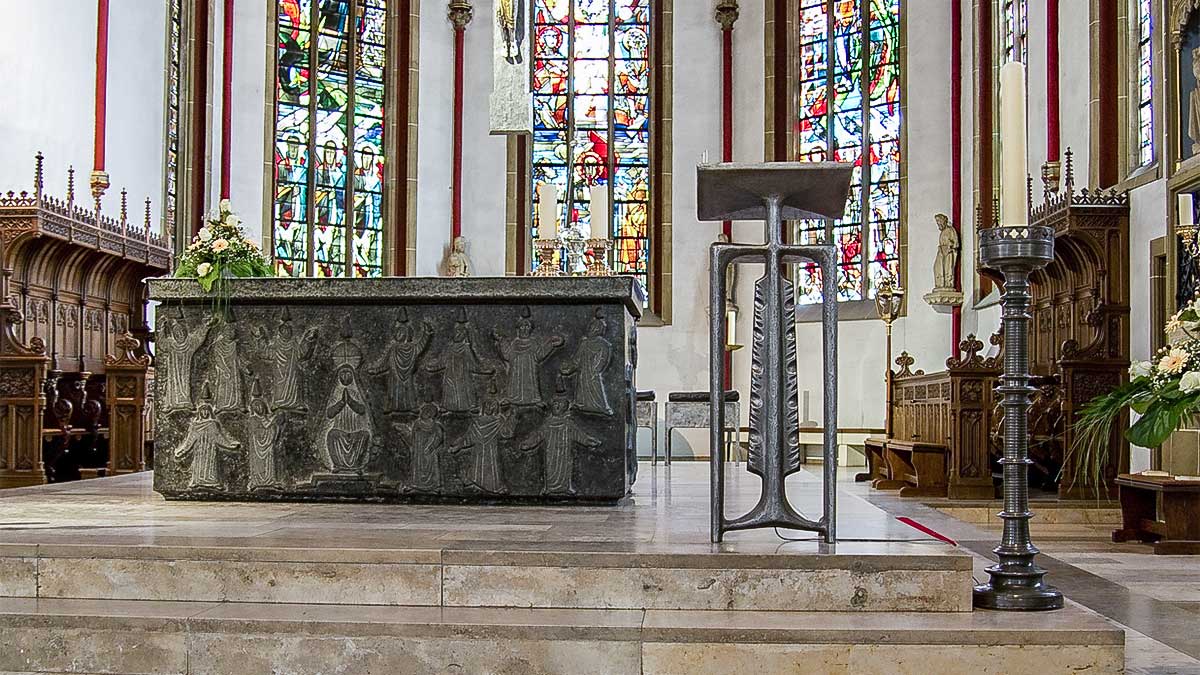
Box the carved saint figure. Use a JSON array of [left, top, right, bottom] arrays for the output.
[[369, 312, 433, 414], [160, 315, 213, 410], [207, 320, 243, 412], [175, 398, 240, 489], [446, 236, 471, 277], [497, 0, 525, 64], [525, 394, 600, 495], [263, 310, 318, 413], [427, 316, 491, 413], [245, 383, 283, 491], [319, 336, 373, 474], [401, 403, 445, 492], [1191, 48, 1200, 155], [493, 309, 563, 406], [932, 213, 960, 290], [560, 310, 613, 415], [456, 398, 514, 494]]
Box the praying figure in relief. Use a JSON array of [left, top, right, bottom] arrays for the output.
[[400, 403, 445, 493], [455, 398, 514, 494], [369, 311, 433, 414], [524, 393, 600, 496], [245, 381, 283, 491], [159, 314, 213, 411], [427, 314, 492, 413], [559, 309, 613, 416], [319, 333, 373, 474], [493, 308, 564, 407], [175, 394, 240, 490], [261, 309, 318, 413]]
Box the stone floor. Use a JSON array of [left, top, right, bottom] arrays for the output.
[[0, 462, 1190, 672]]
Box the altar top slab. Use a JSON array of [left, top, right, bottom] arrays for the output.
[[148, 276, 644, 318], [696, 161, 853, 223]]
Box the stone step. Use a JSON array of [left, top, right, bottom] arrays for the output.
[[0, 541, 971, 612], [0, 597, 1124, 675]]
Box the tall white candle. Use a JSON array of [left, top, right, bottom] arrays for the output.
[[536, 182, 559, 238], [998, 61, 1028, 227], [589, 185, 609, 239], [1180, 193, 1195, 228]]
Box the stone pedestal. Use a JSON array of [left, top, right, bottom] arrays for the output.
[[148, 277, 641, 503]]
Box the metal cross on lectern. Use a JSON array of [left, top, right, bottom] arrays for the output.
[[697, 162, 853, 544]]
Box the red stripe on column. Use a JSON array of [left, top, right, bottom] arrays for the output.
[[950, 0, 962, 356], [94, 0, 110, 172], [721, 23, 734, 387], [452, 25, 466, 240], [1046, 0, 1059, 164], [219, 0, 234, 200]]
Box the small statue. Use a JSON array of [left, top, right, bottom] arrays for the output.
[[923, 213, 964, 308], [1191, 48, 1200, 155], [446, 236, 471, 277]]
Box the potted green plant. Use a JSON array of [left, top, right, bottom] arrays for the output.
[[173, 200, 274, 299]]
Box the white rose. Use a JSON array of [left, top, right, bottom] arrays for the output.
[[1130, 361, 1153, 379], [198, 227, 212, 242], [223, 214, 241, 228], [1182, 371, 1200, 393], [218, 199, 232, 215], [195, 262, 211, 277]]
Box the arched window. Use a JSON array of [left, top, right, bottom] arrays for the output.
[[270, 0, 407, 278], [512, 0, 671, 320], [1134, 0, 1154, 168], [794, 0, 902, 307], [1001, 0, 1027, 64]]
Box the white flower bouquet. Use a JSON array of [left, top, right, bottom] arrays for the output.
[[174, 200, 274, 291], [1074, 296, 1200, 487]]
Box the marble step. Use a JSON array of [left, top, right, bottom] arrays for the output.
[[0, 597, 1124, 675], [0, 541, 972, 612]]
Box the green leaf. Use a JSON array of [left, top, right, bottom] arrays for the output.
[[197, 263, 220, 293], [1127, 403, 1182, 449]]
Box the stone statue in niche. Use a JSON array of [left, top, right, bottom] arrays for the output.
[[159, 313, 213, 411], [523, 391, 600, 495], [245, 380, 284, 491], [258, 308, 318, 413], [399, 403, 445, 492], [493, 307, 564, 406], [318, 329, 373, 474], [559, 309, 613, 415], [922, 213, 964, 308], [426, 312, 492, 413], [445, 236, 472, 277], [207, 319, 244, 412], [174, 387, 240, 489], [1191, 47, 1200, 155], [369, 310, 433, 414], [497, 0, 525, 64], [454, 397, 515, 494]]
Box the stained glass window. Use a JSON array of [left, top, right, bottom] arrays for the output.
[[164, 0, 182, 240], [795, 0, 901, 305], [1135, 0, 1154, 167], [1002, 0, 1027, 64], [272, 0, 386, 278], [529, 0, 652, 294]]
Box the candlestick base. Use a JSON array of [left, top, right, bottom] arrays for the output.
[[532, 239, 563, 277], [585, 238, 614, 276]]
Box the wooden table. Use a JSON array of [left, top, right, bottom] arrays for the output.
[[1112, 473, 1200, 554]]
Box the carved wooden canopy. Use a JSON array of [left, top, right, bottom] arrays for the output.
[[1172, 0, 1200, 49]]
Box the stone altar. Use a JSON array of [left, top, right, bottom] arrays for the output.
[[148, 277, 641, 503]]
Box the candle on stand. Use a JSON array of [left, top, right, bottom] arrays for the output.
[[1180, 193, 1195, 228], [589, 185, 609, 239], [998, 61, 1028, 227], [537, 182, 559, 239]]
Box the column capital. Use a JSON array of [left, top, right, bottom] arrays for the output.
[[715, 0, 739, 31], [448, 0, 473, 30]]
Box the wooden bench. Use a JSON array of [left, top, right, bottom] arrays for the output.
[[1112, 473, 1200, 555], [857, 436, 889, 483], [871, 439, 948, 498]]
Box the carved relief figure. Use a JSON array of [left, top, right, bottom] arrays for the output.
[[427, 314, 491, 413], [525, 393, 600, 495], [175, 396, 240, 489], [455, 398, 514, 494], [262, 309, 318, 413], [207, 320, 243, 412], [1191, 47, 1200, 155], [160, 314, 213, 410], [369, 311, 433, 414], [493, 308, 563, 406], [401, 403, 445, 492], [245, 381, 284, 491], [933, 213, 960, 289], [560, 309, 613, 415], [446, 236, 472, 277], [319, 334, 373, 474]]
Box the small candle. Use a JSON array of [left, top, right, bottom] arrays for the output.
[[998, 61, 1028, 227], [589, 185, 609, 240], [702, 150, 710, 165], [1180, 193, 1195, 228], [536, 182, 559, 238]]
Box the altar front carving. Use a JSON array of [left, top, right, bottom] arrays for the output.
[[149, 277, 640, 503]]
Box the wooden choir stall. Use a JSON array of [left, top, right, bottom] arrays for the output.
[[0, 154, 169, 487], [864, 155, 1130, 500]]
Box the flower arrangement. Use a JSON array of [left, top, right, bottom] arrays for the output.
[[1073, 297, 1200, 490], [174, 200, 274, 291]]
